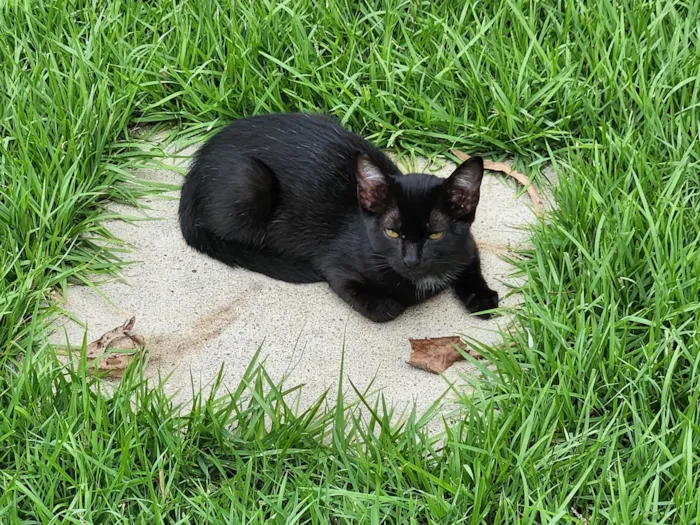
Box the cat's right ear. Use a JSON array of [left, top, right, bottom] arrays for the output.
[[356, 154, 391, 213]]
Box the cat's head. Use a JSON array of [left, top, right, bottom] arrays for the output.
[[355, 154, 484, 282]]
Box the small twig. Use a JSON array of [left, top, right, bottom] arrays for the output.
[[451, 149, 545, 217]]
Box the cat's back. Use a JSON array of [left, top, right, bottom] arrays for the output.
[[208, 113, 355, 153], [199, 113, 391, 193], [194, 112, 396, 220], [183, 113, 398, 256]]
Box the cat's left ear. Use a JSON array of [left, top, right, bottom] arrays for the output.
[[444, 156, 484, 220], [356, 154, 391, 213]]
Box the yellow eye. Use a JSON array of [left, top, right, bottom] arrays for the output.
[[385, 229, 399, 238], [428, 232, 444, 240]]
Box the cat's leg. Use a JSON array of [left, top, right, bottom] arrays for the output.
[[453, 254, 499, 319], [327, 278, 406, 323]]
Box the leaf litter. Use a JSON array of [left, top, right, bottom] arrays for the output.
[[407, 336, 483, 374], [57, 316, 146, 378]]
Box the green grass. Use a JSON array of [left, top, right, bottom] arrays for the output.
[[1, 0, 699, 522]]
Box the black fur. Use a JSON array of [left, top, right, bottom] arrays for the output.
[[179, 113, 498, 322]]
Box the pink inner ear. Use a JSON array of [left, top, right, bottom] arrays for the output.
[[358, 184, 391, 213], [357, 156, 391, 212], [448, 186, 480, 216], [358, 184, 387, 209], [445, 159, 483, 218]]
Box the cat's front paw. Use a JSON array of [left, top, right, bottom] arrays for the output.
[[360, 296, 406, 323], [461, 288, 499, 319]]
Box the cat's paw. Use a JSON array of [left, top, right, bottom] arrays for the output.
[[360, 296, 406, 323], [461, 288, 499, 319]]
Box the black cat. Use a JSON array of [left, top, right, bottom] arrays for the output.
[[179, 113, 498, 322]]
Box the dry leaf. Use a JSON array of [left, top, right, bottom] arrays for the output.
[[407, 336, 482, 374], [451, 150, 545, 217], [83, 317, 145, 377]]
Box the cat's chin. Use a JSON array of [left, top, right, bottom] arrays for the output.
[[411, 274, 452, 295]]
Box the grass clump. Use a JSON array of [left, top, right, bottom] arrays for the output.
[[0, 0, 699, 522]]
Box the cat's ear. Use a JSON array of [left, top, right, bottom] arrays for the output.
[[444, 156, 484, 220], [356, 154, 391, 213]]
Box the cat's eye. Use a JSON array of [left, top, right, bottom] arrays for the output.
[[428, 232, 444, 240], [385, 229, 399, 239]]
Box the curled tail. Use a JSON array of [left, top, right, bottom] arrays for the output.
[[178, 159, 320, 284]]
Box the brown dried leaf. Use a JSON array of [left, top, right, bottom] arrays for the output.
[[85, 317, 135, 358], [407, 336, 482, 374], [451, 150, 545, 217], [84, 317, 145, 378]]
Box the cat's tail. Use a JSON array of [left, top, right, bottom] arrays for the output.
[[178, 174, 199, 250], [178, 181, 320, 284]]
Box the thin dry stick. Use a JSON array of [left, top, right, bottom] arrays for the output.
[[451, 149, 545, 217]]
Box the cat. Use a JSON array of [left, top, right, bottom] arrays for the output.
[[179, 113, 498, 323]]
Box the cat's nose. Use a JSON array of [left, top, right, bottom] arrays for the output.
[[402, 255, 420, 269], [403, 244, 420, 269]]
